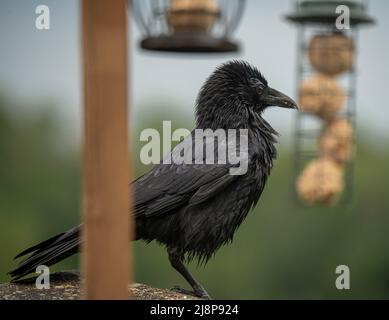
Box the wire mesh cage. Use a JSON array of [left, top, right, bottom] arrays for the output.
[[131, 0, 246, 52], [285, 0, 374, 206], [294, 25, 358, 206]]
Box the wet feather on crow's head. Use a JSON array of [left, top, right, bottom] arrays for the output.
[[196, 60, 298, 130]]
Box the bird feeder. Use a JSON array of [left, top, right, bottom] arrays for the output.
[[131, 0, 246, 53], [285, 0, 375, 205]]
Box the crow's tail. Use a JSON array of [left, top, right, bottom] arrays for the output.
[[8, 226, 80, 281]]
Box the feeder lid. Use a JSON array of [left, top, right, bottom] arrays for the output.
[[285, 0, 375, 25], [140, 33, 239, 53]]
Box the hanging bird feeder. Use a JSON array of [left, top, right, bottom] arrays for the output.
[[131, 0, 246, 53], [285, 0, 375, 205]]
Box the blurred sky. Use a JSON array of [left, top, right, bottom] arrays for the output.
[[0, 0, 388, 147]]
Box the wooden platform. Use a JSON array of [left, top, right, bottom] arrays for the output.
[[0, 272, 200, 300]]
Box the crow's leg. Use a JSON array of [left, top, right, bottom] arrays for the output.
[[168, 248, 211, 300]]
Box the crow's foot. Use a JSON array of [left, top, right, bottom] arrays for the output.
[[170, 286, 211, 300]]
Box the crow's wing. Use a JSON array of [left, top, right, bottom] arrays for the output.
[[134, 163, 236, 218], [133, 131, 248, 218]]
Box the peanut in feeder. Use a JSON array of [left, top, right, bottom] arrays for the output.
[[319, 118, 354, 165], [168, 0, 220, 33], [308, 33, 354, 77], [297, 158, 344, 205]]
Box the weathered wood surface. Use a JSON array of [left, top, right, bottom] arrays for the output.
[[82, 0, 132, 299], [0, 272, 200, 300]]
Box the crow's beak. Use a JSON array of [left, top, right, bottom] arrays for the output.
[[263, 87, 299, 110]]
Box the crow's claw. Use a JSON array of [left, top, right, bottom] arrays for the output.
[[170, 286, 211, 300]]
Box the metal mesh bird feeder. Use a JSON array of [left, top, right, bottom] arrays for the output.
[[131, 0, 246, 53], [285, 0, 375, 205]]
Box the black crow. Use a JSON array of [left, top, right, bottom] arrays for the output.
[[9, 60, 298, 299]]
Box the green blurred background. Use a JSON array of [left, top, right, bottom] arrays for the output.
[[1, 95, 388, 299]]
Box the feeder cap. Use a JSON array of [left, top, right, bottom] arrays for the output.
[[140, 33, 239, 53]]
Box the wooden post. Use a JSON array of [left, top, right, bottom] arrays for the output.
[[81, 0, 132, 299]]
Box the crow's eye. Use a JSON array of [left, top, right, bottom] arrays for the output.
[[256, 83, 266, 94]]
